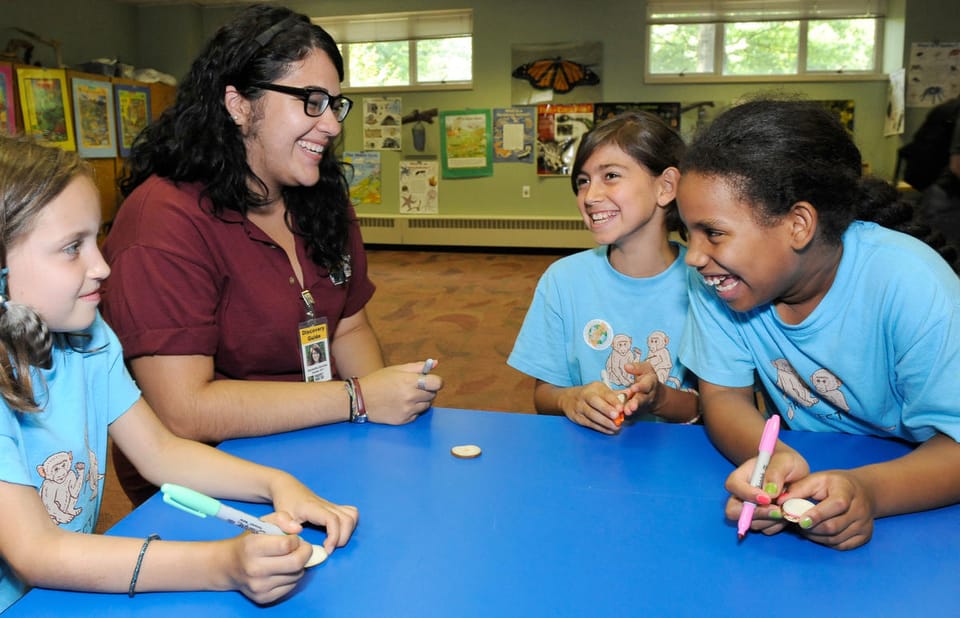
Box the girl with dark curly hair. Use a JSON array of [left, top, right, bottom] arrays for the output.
[[102, 5, 443, 506], [676, 98, 960, 551]]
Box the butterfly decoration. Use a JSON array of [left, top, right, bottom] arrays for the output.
[[512, 57, 600, 94]]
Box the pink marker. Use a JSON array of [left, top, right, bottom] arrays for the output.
[[737, 415, 781, 540]]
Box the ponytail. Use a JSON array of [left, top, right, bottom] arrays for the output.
[[856, 176, 960, 272]]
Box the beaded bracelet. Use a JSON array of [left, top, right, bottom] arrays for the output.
[[128, 533, 160, 597]]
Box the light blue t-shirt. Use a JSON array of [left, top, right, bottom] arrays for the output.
[[508, 244, 696, 421], [0, 313, 141, 613], [679, 221, 960, 442]]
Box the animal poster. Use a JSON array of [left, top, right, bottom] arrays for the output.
[[363, 96, 402, 150], [399, 159, 439, 214], [72, 77, 117, 158], [906, 41, 960, 108], [114, 83, 151, 157], [493, 107, 535, 163], [16, 67, 75, 150], [344, 151, 382, 205], [439, 109, 493, 178], [536, 103, 594, 177], [0, 63, 16, 135]]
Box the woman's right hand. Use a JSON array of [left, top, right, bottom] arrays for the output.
[[361, 362, 444, 425], [222, 532, 314, 605]]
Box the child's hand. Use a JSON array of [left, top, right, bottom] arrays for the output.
[[222, 532, 313, 604], [269, 479, 359, 556], [558, 382, 625, 434], [774, 470, 877, 550], [724, 450, 810, 536], [622, 362, 660, 416]]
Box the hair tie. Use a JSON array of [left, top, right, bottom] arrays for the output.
[[0, 266, 7, 298]]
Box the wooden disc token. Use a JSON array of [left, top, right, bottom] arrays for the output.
[[451, 444, 482, 459], [782, 498, 816, 523], [306, 544, 328, 568]]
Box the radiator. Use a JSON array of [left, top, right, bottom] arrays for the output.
[[357, 214, 595, 249]]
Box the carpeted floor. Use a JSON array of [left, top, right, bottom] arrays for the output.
[[96, 246, 570, 532]]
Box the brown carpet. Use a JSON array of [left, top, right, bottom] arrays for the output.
[[97, 246, 569, 532]]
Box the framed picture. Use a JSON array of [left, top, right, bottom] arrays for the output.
[[0, 63, 17, 135], [114, 82, 151, 157], [15, 67, 75, 150], [439, 109, 493, 178], [71, 77, 117, 157]]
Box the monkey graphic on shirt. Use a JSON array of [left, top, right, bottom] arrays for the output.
[[603, 333, 643, 386], [772, 358, 819, 417], [37, 451, 86, 524], [810, 368, 849, 415], [85, 447, 104, 502], [644, 330, 682, 388]]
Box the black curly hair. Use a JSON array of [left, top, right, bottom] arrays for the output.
[[119, 4, 351, 270], [681, 97, 959, 271]]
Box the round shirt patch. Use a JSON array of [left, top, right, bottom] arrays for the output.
[[583, 319, 613, 350]]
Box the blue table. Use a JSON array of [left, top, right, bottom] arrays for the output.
[[9, 408, 957, 616]]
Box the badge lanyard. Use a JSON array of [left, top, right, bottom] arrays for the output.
[[298, 289, 332, 382]]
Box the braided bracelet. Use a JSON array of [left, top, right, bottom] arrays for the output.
[[346, 377, 367, 423], [128, 533, 160, 597]]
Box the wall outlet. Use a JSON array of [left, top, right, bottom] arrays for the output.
[[521, 185, 531, 198]]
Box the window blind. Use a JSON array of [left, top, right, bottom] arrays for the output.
[[646, 0, 887, 23], [316, 9, 473, 44]]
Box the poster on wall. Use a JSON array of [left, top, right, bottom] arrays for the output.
[[594, 102, 681, 131], [344, 151, 382, 205], [0, 63, 16, 135], [906, 41, 960, 108], [884, 68, 906, 136], [16, 67, 75, 150], [811, 100, 855, 134], [363, 96, 402, 150], [399, 159, 439, 214], [439, 109, 493, 178], [72, 77, 117, 158], [493, 107, 535, 163], [114, 83, 151, 157], [536, 103, 593, 177]]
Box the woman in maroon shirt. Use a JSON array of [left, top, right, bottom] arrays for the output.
[[102, 5, 443, 505]]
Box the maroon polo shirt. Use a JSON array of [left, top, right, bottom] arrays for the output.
[[101, 176, 375, 382]]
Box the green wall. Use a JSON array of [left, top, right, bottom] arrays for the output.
[[3, 0, 958, 219]]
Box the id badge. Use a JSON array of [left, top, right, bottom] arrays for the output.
[[300, 317, 332, 382]]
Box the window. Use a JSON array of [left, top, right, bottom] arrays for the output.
[[316, 10, 473, 91], [646, 0, 885, 81]]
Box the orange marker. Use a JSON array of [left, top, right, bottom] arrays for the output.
[[615, 392, 627, 426]]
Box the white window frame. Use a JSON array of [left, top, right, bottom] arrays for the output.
[[645, 0, 887, 84], [315, 9, 473, 92]]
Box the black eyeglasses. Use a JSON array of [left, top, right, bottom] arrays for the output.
[[251, 82, 353, 122]]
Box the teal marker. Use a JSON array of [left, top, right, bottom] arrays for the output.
[[161, 483, 285, 535]]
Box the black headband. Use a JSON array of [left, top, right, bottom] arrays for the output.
[[254, 14, 301, 47]]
